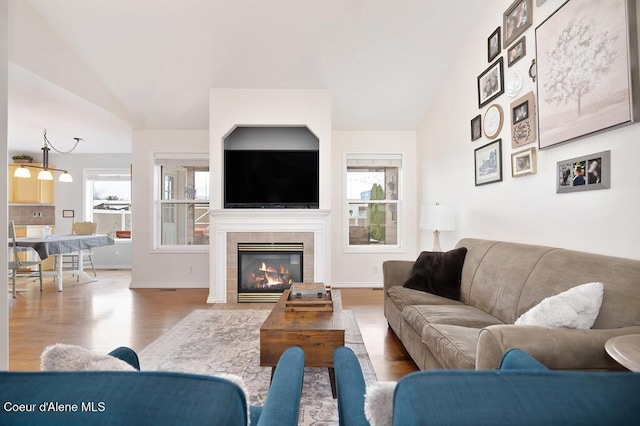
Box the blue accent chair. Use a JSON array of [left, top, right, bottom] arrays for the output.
[[334, 346, 640, 425], [0, 346, 304, 426]]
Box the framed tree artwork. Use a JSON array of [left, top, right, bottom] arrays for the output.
[[536, 0, 640, 149]]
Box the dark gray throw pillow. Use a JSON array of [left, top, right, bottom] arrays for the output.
[[402, 247, 467, 300]]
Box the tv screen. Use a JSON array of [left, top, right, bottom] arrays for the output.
[[224, 150, 319, 208]]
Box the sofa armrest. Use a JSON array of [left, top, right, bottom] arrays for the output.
[[257, 346, 305, 426], [333, 346, 369, 426], [383, 260, 413, 292], [476, 324, 640, 370]]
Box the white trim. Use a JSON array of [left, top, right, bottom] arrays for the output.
[[331, 281, 384, 289]]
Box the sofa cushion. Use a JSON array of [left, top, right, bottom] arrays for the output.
[[403, 304, 503, 336], [422, 324, 482, 369], [387, 286, 464, 312], [403, 248, 467, 300], [515, 282, 604, 329]]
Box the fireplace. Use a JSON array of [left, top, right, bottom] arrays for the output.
[[237, 242, 304, 302]]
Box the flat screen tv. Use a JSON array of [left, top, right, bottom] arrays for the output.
[[224, 150, 319, 208]]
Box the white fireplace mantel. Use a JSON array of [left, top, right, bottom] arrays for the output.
[[207, 209, 331, 303]]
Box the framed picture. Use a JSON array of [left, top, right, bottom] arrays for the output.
[[511, 91, 536, 147], [503, 0, 532, 48], [477, 57, 504, 108], [483, 104, 504, 139], [62, 210, 75, 218], [471, 115, 482, 141], [557, 150, 611, 193], [511, 147, 536, 177], [536, 0, 640, 149], [474, 139, 503, 186], [488, 27, 501, 62], [507, 36, 526, 66]]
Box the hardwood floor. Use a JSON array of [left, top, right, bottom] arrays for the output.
[[8, 270, 418, 380]]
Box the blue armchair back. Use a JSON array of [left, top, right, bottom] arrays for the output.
[[334, 346, 640, 426]]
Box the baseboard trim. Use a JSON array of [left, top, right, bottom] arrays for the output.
[[129, 281, 210, 289], [331, 281, 383, 289]]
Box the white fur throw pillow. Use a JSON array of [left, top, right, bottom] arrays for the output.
[[40, 343, 136, 371], [364, 381, 397, 426], [515, 282, 604, 329], [40, 344, 252, 425]]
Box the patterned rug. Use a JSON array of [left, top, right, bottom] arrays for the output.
[[139, 309, 376, 425]]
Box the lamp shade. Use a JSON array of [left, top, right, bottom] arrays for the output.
[[14, 167, 31, 178], [58, 172, 73, 183], [420, 204, 455, 231], [37, 170, 54, 181]]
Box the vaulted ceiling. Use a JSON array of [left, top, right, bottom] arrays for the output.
[[7, 0, 485, 154]]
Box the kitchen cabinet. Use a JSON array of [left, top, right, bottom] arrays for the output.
[[8, 163, 54, 204]]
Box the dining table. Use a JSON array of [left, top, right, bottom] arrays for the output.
[[9, 234, 115, 291]]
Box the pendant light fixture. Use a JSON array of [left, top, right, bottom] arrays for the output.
[[13, 129, 83, 183]]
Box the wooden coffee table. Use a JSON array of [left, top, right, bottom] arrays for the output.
[[260, 289, 345, 397]]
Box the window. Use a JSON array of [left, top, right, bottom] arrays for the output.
[[345, 154, 402, 250], [155, 154, 209, 249], [85, 169, 131, 238]]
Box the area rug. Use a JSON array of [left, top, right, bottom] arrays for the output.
[[139, 309, 377, 425]]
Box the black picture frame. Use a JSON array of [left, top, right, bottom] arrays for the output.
[[507, 36, 526, 66], [471, 115, 482, 141], [474, 139, 503, 186], [477, 57, 505, 108], [62, 210, 75, 218], [488, 27, 501, 62]]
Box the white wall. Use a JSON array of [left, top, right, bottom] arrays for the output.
[[418, 0, 640, 260], [49, 153, 132, 268], [331, 131, 418, 287], [209, 89, 332, 209], [1, 0, 9, 370], [131, 130, 210, 288]]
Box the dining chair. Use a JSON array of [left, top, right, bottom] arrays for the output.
[[57, 221, 98, 280], [8, 220, 44, 298]]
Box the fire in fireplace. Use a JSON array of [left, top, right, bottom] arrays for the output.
[[238, 242, 304, 302]]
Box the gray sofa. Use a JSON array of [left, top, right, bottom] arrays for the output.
[[383, 238, 640, 370]]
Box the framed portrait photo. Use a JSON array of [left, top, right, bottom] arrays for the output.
[[557, 150, 611, 193], [471, 114, 482, 141], [507, 36, 526, 66], [474, 139, 503, 186], [504, 0, 532, 48], [510, 91, 536, 147], [488, 27, 501, 62], [536, 0, 640, 149], [511, 147, 536, 177], [477, 57, 504, 108]]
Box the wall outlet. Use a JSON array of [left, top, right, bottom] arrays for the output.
[[188, 266, 194, 274], [373, 265, 380, 274], [32, 212, 37, 217], [37, 212, 42, 217]]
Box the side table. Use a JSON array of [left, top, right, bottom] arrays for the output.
[[605, 334, 640, 372]]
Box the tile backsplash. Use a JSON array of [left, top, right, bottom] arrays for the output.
[[9, 205, 56, 225]]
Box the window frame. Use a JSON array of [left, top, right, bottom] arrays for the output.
[[83, 167, 132, 240], [343, 152, 404, 253], [152, 152, 210, 252]]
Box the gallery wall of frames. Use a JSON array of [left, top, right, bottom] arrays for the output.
[[470, 0, 639, 193]]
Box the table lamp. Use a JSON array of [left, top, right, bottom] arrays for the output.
[[420, 203, 455, 252]]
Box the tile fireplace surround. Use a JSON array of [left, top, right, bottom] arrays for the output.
[[208, 209, 330, 303]]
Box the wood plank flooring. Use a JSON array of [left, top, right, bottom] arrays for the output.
[[8, 270, 418, 380]]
